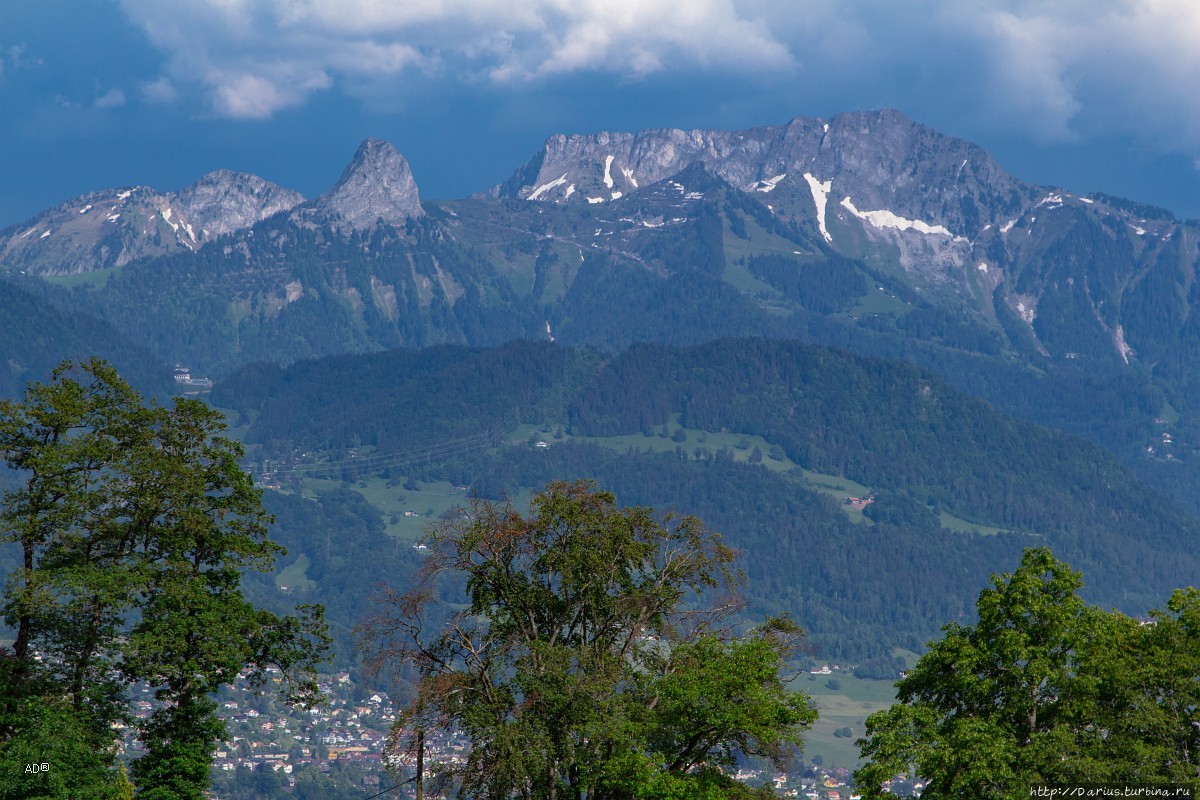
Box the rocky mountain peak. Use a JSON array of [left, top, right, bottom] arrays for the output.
[[308, 138, 424, 229], [173, 170, 304, 238], [0, 168, 305, 275], [491, 109, 1035, 244], [478, 109, 1065, 314]]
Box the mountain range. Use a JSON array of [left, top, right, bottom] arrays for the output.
[[2, 108, 1190, 450], [4, 110, 1193, 366], [5, 108, 1200, 669], [2, 110, 1199, 503]]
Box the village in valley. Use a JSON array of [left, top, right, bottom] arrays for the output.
[[107, 658, 885, 799]]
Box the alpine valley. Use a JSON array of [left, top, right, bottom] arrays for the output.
[[4, 109, 1200, 669]]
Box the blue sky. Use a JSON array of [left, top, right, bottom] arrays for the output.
[[2, 0, 1198, 226]]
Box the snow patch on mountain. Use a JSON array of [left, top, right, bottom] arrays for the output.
[[528, 173, 568, 201], [840, 196, 955, 238], [755, 173, 787, 193], [1037, 194, 1064, 209], [603, 155, 614, 189], [803, 173, 833, 243], [1114, 324, 1133, 364]]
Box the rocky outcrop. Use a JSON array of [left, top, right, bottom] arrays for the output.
[[301, 139, 424, 230], [175, 170, 304, 238]]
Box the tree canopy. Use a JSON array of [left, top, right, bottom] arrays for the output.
[[855, 547, 1200, 797], [360, 480, 816, 800], [0, 359, 329, 800]]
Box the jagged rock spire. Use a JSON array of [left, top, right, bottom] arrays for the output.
[[311, 138, 424, 229]]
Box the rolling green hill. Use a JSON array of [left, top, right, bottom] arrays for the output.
[[213, 338, 1200, 666]]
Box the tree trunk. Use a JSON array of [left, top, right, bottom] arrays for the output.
[[12, 524, 39, 666], [415, 729, 424, 800]]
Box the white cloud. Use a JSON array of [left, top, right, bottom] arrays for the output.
[[1, 42, 43, 81], [140, 76, 178, 104], [520, 0, 792, 79], [973, 9, 1083, 140], [210, 68, 333, 119], [212, 73, 296, 119], [7, 44, 40, 70], [939, 1, 1200, 149], [113, 0, 1200, 165], [762, 1, 1200, 160], [94, 87, 127, 109], [117, 0, 794, 118]]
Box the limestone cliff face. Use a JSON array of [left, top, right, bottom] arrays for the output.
[[300, 139, 424, 231], [490, 109, 1034, 241]]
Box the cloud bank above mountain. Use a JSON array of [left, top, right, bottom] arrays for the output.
[[0, 0, 1196, 228], [115, 0, 1200, 156], [118, 0, 795, 119]]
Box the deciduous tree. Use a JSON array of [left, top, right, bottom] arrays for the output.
[[360, 480, 815, 800], [0, 359, 329, 800], [855, 547, 1200, 797]]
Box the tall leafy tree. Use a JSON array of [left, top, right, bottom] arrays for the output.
[[360, 479, 815, 800], [0, 359, 329, 800], [1082, 587, 1200, 781], [855, 548, 1200, 797]]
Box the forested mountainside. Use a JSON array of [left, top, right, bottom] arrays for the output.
[[7, 108, 1200, 796], [0, 279, 171, 398], [210, 338, 1200, 665]]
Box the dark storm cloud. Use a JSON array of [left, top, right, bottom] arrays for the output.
[[0, 0, 1197, 225]]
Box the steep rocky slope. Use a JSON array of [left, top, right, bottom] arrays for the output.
[[0, 172, 303, 275]]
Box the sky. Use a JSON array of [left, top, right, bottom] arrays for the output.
[[1, 0, 1198, 227]]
